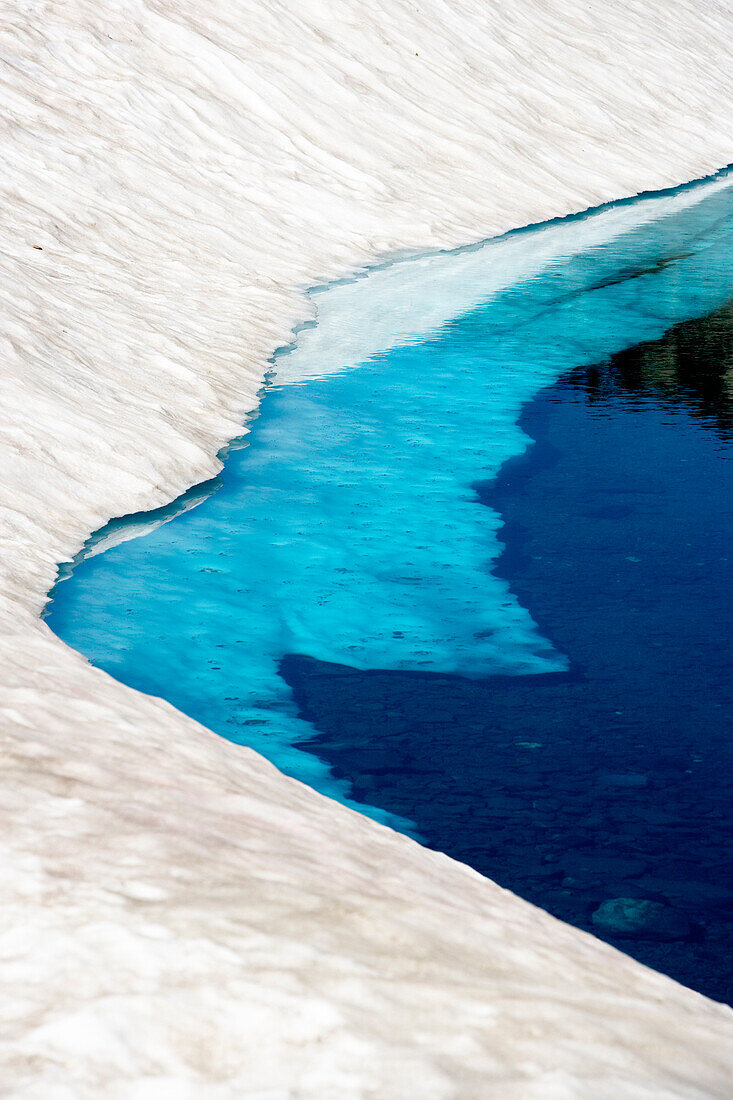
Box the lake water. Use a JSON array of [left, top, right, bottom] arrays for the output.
[[47, 173, 732, 1001]]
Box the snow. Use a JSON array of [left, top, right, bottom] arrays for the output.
[[0, 0, 731, 1096]]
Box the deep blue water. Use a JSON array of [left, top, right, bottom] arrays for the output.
[[47, 175, 733, 1000], [286, 299, 733, 1002]]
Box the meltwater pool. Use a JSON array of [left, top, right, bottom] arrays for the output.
[[47, 172, 733, 1000]]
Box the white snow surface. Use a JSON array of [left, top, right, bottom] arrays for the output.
[[1, 0, 732, 1095]]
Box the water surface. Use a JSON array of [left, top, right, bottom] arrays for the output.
[[286, 297, 733, 1001], [47, 174, 733, 998]]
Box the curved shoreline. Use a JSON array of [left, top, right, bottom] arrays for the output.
[[2, 1, 733, 1094], [45, 168, 731, 829], [47, 163, 732, 568]]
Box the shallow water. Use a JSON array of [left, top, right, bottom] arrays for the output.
[[47, 174, 733, 997]]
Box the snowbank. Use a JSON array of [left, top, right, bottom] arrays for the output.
[[0, 1, 731, 1095]]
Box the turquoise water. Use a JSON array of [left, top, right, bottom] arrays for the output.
[[47, 174, 732, 993], [48, 177, 732, 803]]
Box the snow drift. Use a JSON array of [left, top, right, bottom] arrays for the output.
[[0, 1, 732, 1096]]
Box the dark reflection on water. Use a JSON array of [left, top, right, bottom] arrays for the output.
[[574, 298, 733, 438], [287, 298, 733, 1004]]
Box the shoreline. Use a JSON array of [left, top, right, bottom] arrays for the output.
[[44, 169, 732, 827], [45, 170, 733, 1005], [46, 164, 732, 576]]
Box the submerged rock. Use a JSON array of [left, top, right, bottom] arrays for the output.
[[592, 898, 692, 941]]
